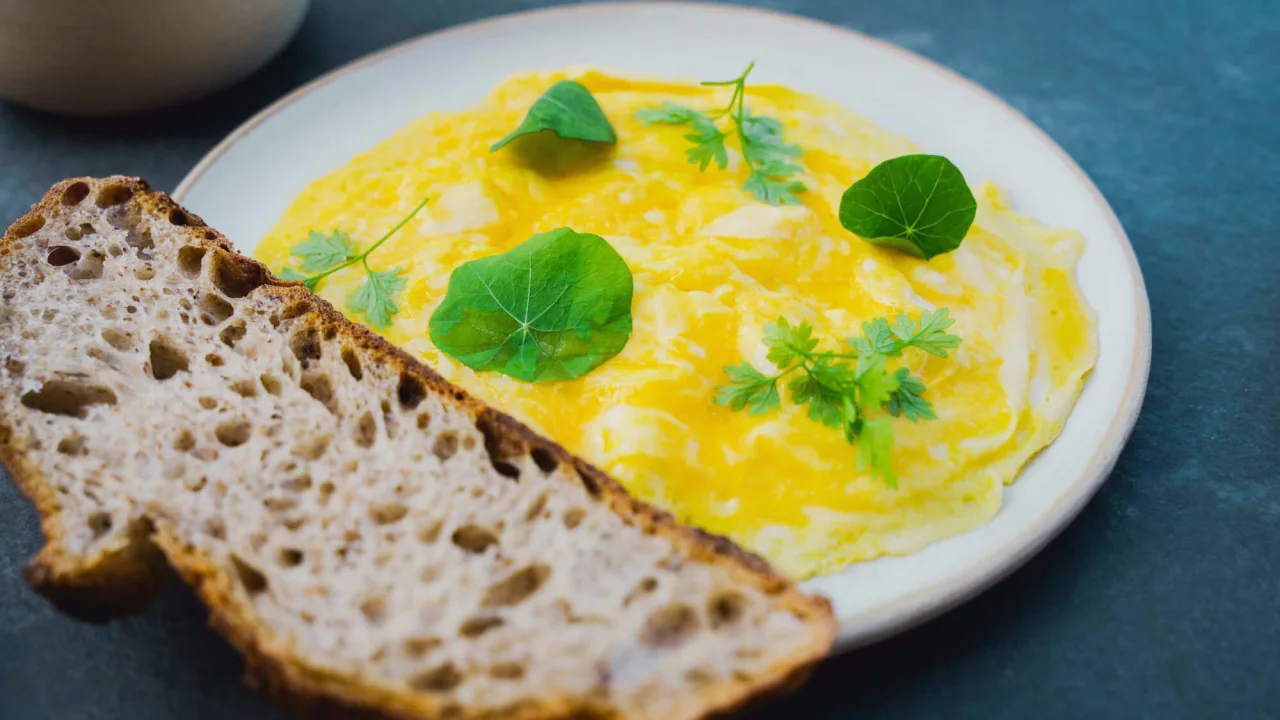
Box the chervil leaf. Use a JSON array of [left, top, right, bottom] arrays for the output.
[[839, 154, 977, 259], [349, 267, 406, 330], [788, 356, 854, 429], [715, 362, 782, 416], [855, 355, 899, 409], [637, 64, 806, 206], [743, 171, 806, 206], [291, 229, 358, 273], [492, 80, 617, 151], [279, 267, 320, 290], [762, 317, 817, 367], [887, 368, 936, 422], [635, 101, 700, 125], [892, 308, 963, 357], [857, 418, 897, 489], [429, 228, 634, 383]]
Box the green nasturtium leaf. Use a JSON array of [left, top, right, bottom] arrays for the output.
[[428, 228, 634, 383], [491, 80, 617, 152], [839, 154, 977, 260]]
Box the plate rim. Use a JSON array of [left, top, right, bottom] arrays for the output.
[[173, 0, 1152, 653]]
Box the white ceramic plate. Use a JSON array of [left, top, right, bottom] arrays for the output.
[[174, 2, 1151, 653]]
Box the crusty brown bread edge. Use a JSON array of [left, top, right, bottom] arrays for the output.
[[0, 176, 835, 720]]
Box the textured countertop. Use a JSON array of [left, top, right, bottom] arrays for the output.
[[1, 1, 1276, 717]]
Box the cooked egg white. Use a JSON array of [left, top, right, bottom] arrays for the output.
[[254, 68, 1098, 579]]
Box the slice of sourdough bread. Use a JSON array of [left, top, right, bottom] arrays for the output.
[[0, 177, 835, 720]]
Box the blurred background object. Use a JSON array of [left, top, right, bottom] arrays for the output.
[[0, 0, 310, 116]]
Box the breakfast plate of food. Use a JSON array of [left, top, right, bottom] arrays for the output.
[[0, 2, 1148, 718]]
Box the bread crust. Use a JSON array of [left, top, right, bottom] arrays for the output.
[[0, 177, 835, 720]]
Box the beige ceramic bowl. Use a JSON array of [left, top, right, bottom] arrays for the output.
[[0, 0, 310, 116]]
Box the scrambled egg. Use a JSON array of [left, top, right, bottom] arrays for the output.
[[254, 69, 1098, 579]]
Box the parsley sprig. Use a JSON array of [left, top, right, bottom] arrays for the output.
[[636, 62, 807, 206], [280, 197, 429, 329], [714, 309, 961, 488]]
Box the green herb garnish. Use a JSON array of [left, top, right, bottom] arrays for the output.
[[635, 62, 807, 206], [428, 227, 633, 383], [714, 309, 961, 488], [279, 197, 429, 330], [491, 80, 617, 152], [839, 154, 977, 259]]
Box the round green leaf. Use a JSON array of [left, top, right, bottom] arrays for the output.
[[428, 228, 634, 383], [490, 80, 617, 152], [839, 154, 977, 259]]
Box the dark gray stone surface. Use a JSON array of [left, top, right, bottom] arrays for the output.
[[1, 1, 1276, 717]]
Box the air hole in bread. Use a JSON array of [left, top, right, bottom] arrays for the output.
[[360, 596, 387, 624], [168, 208, 194, 227], [475, 415, 522, 480], [87, 511, 113, 539], [177, 246, 205, 277], [20, 380, 117, 418], [458, 616, 504, 637], [281, 475, 312, 493], [317, 482, 335, 504], [489, 663, 525, 681], [370, 503, 408, 526], [417, 412, 431, 431], [282, 516, 307, 532], [641, 602, 699, 647], [209, 250, 266, 299], [206, 517, 226, 540], [46, 246, 80, 267], [41, 309, 57, 322], [184, 475, 207, 492], [12, 215, 46, 238], [354, 411, 377, 448], [100, 327, 132, 351], [173, 429, 196, 452], [215, 420, 252, 447], [264, 496, 297, 514], [398, 373, 426, 409], [623, 576, 659, 607], [563, 508, 585, 530], [205, 353, 225, 368], [451, 524, 498, 554], [230, 554, 269, 596], [294, 436, 329, 461], [530, 446, 559, 474], [57, 435, 87, 456], [481, 564, 550, 607], [127, 305, 138, 315], [417, 520, 443, 543], [290, 325, 321, 366], [95, 183, 133, 208], [108, 244, 124, 258], [191, 447, 219, 462], [199, 293, 234, 325], [230, 379, 257, 398], [135, 266, 155, 281], [63, 223, 95, 241], [219, 320, 247, 348], [277, 548, 304, 568], [281, 300, 313, 321], [198, 397, 217, 410], [68, 251, 104, 280], [433, 431, 459, 461], [300, 372, 336, 413], [525, 492, 549, 521], [148, 338, 189, 380], [61, 182, 90, 206], [410, 663, 463, 693], [129, 228, 154, 260], [341, 347, 363, 380], [4, 358, 24, 375], [708, 591, 746, 629], [685, 668, 713, 686], [403, 637, 442, 659], [259, 373, 282, 396]]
